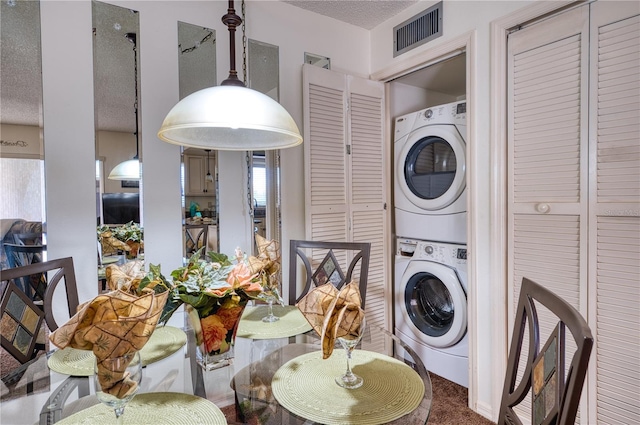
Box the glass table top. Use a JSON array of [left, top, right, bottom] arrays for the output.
[[1, 310, 432, 425]]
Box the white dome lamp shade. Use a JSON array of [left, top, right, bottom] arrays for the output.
[[109, 32, 141, 181], [157, 0, 302, 151], [108, 158, 141, 181]]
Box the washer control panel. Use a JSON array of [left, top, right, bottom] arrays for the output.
[[397, 238, 467, 269]]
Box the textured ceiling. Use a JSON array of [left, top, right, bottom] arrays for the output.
[[283, 0, 418, 30], [1, 1, 419, 133]]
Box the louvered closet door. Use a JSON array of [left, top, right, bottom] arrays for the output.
[[589, 3, 640, 424], [303, 64, 388, 353], [507, 6, 589, 423]]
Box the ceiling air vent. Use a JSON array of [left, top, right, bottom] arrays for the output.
[[393, 2, 443, 57]]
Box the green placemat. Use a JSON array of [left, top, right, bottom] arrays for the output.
[[272, 350, 425, 425], [56, 392, 226, 424], [236, 305, 313, 339], [48, 326, 187, 376]]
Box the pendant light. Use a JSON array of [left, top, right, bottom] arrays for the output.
[[157, 0, 302, 151], [205, 149, 214, 182], [109, 32, 141, 180]]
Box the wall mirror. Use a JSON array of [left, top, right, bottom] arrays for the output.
[[92, 1, 142, 275], [0, 0, 47, 382], [247, 39, 281, 255], [177, 21, 218, 257], [0, 0, 47, 270]]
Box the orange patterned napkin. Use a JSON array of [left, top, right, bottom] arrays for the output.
[[296, 281, 364, 359], [50, 263, 168, 398]]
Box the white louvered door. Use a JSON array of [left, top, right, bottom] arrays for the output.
[[508, 7, 589, 422], [507, 2, 640, 424], [302, 64, 389, 353], [589, 2, 640, 424]]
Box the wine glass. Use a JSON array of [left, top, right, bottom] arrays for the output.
[[261, 292, 279, 323], [335, 315, 366, 389], [94, 351, 142, 424]]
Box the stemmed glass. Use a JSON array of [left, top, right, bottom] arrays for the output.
[[94, 351, 142, 424], [335, 315, 366, 389], [261, 292, 279, 323]]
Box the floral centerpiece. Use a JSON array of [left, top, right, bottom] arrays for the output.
[[97, 221, 144, 259], [149, 245, 275, 370]]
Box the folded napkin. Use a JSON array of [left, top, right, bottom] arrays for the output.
[[247, 234, 283, 304], [50, 262, 168, 398], [105, 260, 145, 291], [296, 281, 364, 359]]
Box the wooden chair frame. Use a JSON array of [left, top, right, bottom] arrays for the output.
[[185, 224, 209, 256], [288, 240, 371, 308], [1, 257, 79, 332], [499, 277, 594, 425]]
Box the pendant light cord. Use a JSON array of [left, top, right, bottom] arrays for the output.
[[126, 32, 140, 160], [242, 0, 247, 86], [242, 0, 254, 218]]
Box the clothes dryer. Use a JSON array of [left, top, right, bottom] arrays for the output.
[[394, 100, 467, 244], [394, 237, 468, 387]]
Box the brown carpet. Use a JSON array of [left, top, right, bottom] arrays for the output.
[[428, 373, 496, 425], [222, 372, 496, 424]]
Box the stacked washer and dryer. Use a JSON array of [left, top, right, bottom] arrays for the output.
[[393, 100, 469, 388]]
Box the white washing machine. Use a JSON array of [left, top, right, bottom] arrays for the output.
[[394, 237, 469, 387], [394, 100, 467, 244]]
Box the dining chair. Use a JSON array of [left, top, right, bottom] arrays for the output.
[[498, 277, 593, 425], [3, 242, 47, 303], [1, 256, 79, 333], [288, 240, 371, 308], [185, 224, 209, 256]]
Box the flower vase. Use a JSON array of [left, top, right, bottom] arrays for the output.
[[186, 298, 247, 371]]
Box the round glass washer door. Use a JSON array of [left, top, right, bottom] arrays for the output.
[[396, 125, 466, 211], [402, 261, 467, 348]]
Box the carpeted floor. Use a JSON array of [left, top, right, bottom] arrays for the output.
[[428, 373, 496, 425]]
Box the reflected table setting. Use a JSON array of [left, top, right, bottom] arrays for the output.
[[1, 307, 432, 425]]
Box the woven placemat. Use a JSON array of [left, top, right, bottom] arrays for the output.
[[48, 326, 187, 376], [236, 305, 312, 339], [272, 350, 425, 425], [56, 392, 226, 424]]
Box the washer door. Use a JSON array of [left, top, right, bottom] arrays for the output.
[[402, 261, 467, 348], [396, 125, 466, 211]]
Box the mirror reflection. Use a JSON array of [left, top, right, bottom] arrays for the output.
[[0, 0, 47, 381], [247, 39, 281, 255], [0, 0, 46, 272], [92, 1, 142, 285], [177, 22, 218, 257]]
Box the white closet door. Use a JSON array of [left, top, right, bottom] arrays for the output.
[[507, 5, 589, 422], [348, 75, 387, 349], [302, 64, 388, 352], [508, 5, 589, 323], [589, 3, 640, 424]]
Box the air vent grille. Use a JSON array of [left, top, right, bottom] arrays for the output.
[[394, 2, 443, 57]]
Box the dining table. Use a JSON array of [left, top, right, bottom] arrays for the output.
[[0, 304, 433, 425]]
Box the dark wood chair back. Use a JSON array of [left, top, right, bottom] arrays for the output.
[[3, 242, 47, 302], [288, 240, 371, 308], [498, 277, 593, 425], [185, 224, 209, 256], [1, 257, 79, 332]]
